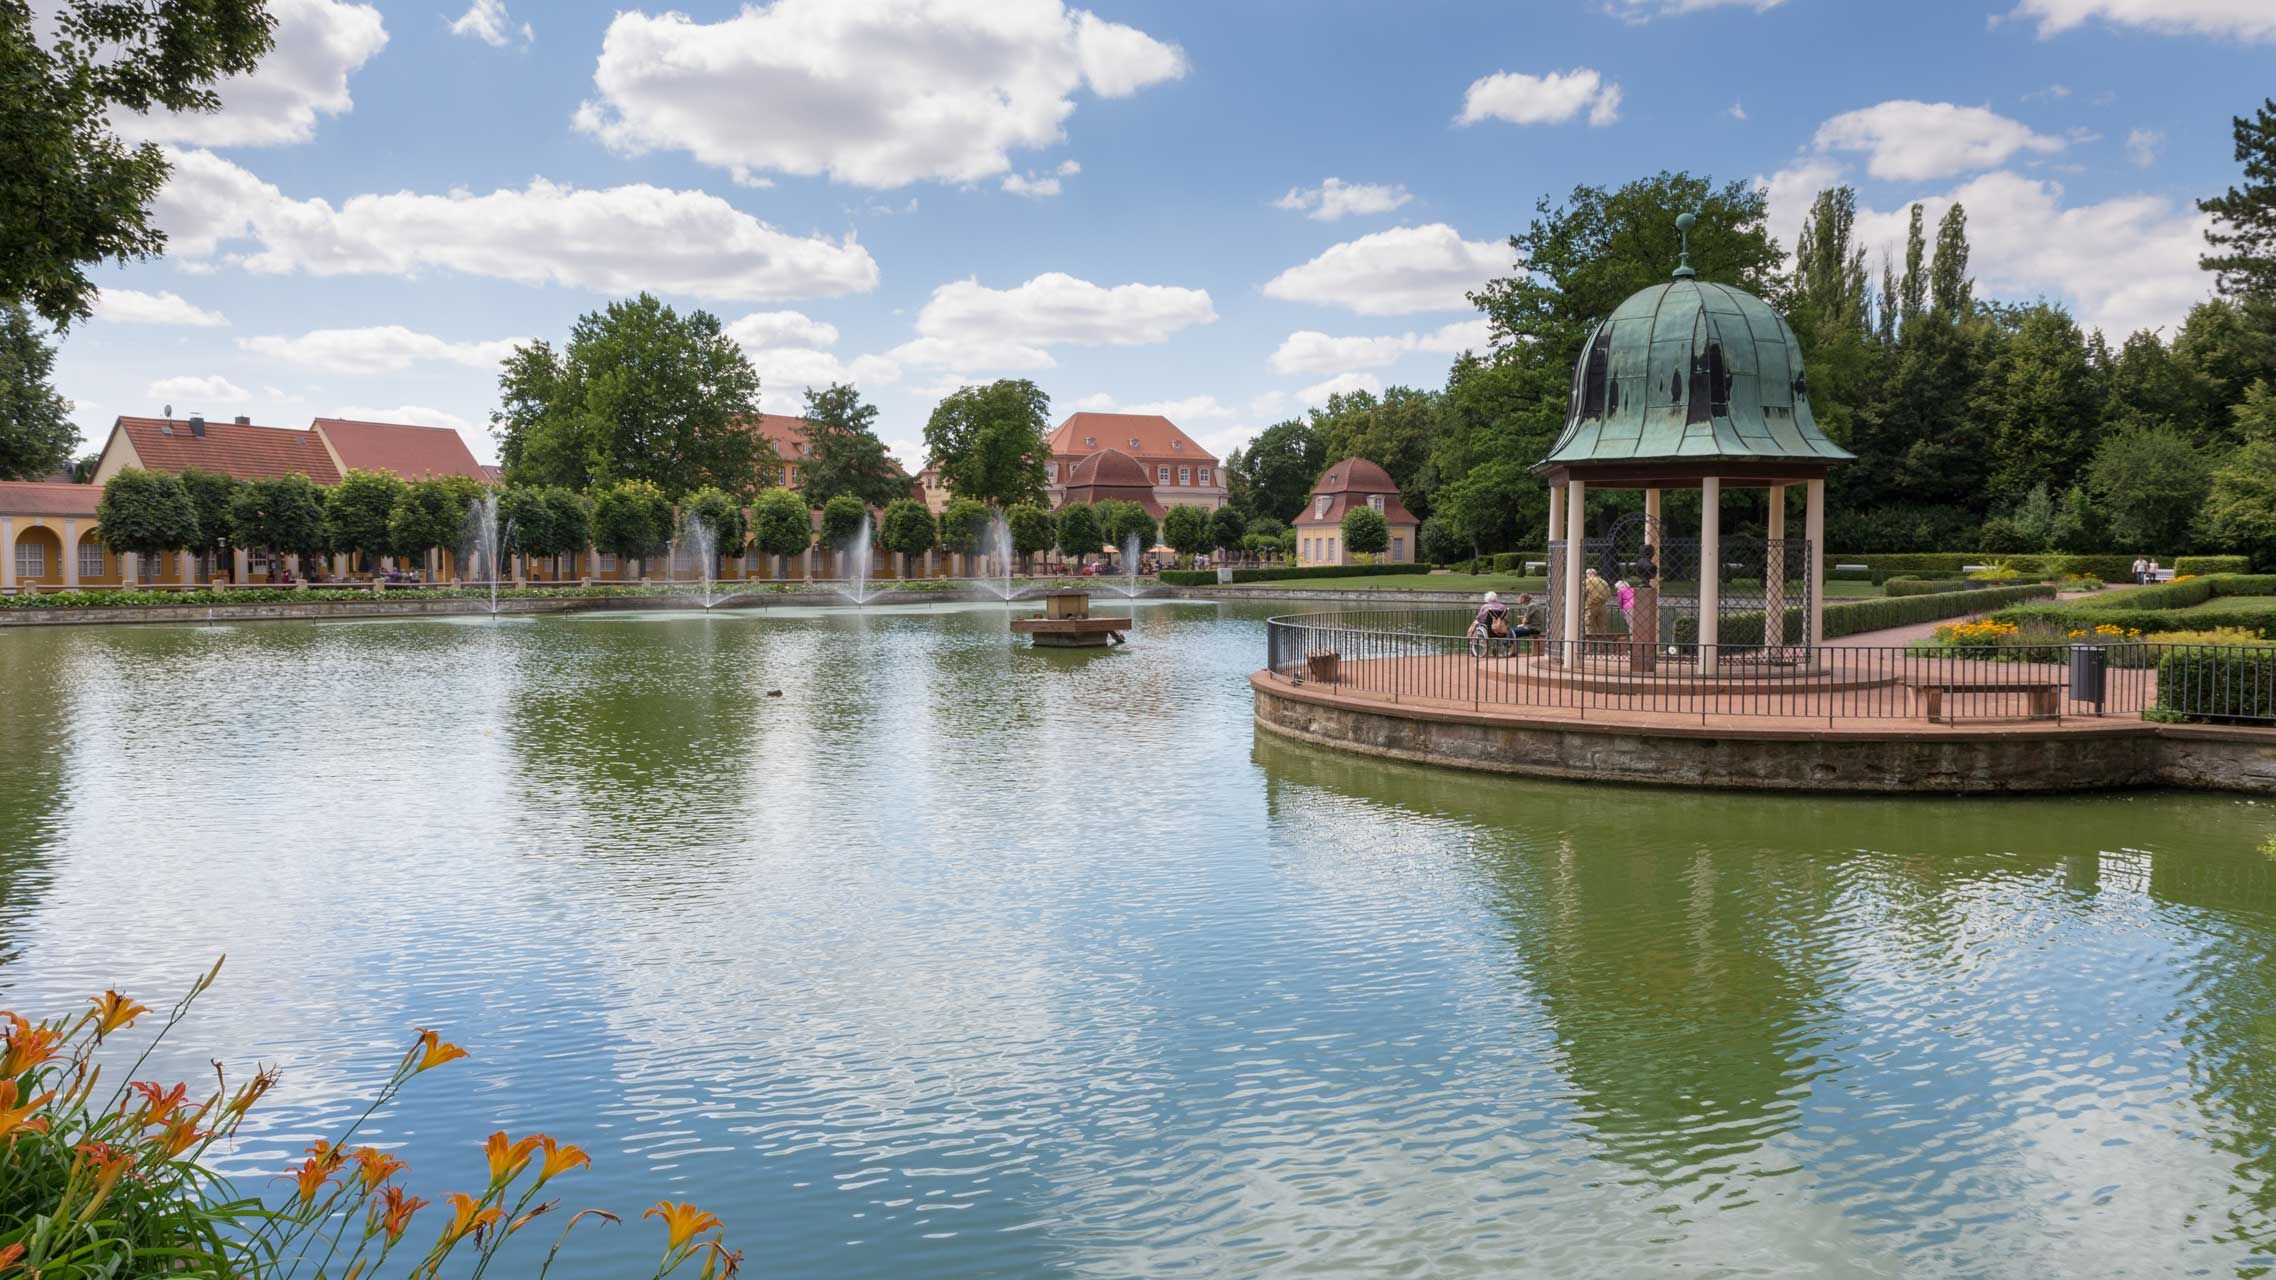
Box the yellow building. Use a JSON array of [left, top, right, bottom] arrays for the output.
[[0, 481, 206, 591], [1294, 457, 1421, 567]]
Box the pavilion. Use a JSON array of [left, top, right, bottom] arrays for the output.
[[1534, 214, 1853, 673]]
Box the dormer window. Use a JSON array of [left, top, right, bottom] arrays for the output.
[[1171, 440, 1182, 449], [1368, 494, 1384, 512], [1084, 435, 1096, 447], [1581, 331, 1611, 418], [1129, 437, 1140, 448], [1315, 495, 1331, 517]]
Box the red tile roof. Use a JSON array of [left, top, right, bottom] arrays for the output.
[[0, 481, 103, 517], [1049, 412, 1219, 467], [314, 418, 486, 481], [1061, 447, 1166, 515], [110, 416, 341, 484], [745, 414, 812, 460], [1296, 456, 1417, 527]]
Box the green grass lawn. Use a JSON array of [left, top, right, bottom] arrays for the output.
[[2168, 595, 2276, 618]]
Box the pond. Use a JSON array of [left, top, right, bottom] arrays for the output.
[[3, 601, 2274, 1277]]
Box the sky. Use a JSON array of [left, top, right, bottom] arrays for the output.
[[46, 0, 2276, 472]]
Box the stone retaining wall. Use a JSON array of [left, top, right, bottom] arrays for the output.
[[1253, 674, 2276, 795], [0, 588, 1016, 628]]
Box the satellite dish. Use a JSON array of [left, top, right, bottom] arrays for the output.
[[164, 403, 173, 418]]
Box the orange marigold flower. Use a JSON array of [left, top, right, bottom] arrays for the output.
[[0, 1080, 56, 1146], [484, 1131, 543, 1184], [0, 1013, 64, 1077], [438, 1192, 503, 1247], [86, 991, 150, 1039], [408, 1029, 468, 1074], [534, 1136, 590, 1183], [351, 1146, 408, 1192], [645, 1201, 724, 1252], [368, 1185, 428, 1244]]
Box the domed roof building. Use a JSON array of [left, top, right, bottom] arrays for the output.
[[1296, 457, 1420, 566], [1534, 215, 1852, 670], [1061, 447, 1165, 515]]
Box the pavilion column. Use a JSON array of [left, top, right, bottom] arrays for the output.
[[1, 517, 14, 592], [1806, 478, 1827, 650], [1766, 484, 1787, 646], [1697, 478, 1721, 675], [62, 519, 79, 588], [1546, 483, 1565, 552], [1561, 479, 1586, 650]]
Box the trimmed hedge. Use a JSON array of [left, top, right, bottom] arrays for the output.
[[1884, 578, 1992, 597], [1675, 582, 2057, 645], [1995, 575, 2276, 640], [1823, 553, 2237, 584], [1484, 551, 1550, 573], [2175, 556, 2252, 575], [1159, 563, 1429, 587], [2157, 647, 2276, 722]]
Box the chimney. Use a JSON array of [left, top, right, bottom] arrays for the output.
[[188, 414, 205, 438], [233, 415, 250, 426]]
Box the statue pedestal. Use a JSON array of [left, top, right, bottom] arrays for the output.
[[1629, 587, 1659, 673]]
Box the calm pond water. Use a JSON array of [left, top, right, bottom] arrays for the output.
[[3, 601, 2276, 1277]]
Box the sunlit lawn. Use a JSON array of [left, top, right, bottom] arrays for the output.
[[1241, 572, 1883, 596]]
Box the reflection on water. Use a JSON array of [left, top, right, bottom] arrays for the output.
[[2, 604, 2275, 1276]]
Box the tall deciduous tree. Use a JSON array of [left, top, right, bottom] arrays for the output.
[[1787, 187, 1876, 447], [1161, 505, 1209, 558], [1006, 502, 1054, 565], [798, 384, 906, 509], [1209, 506, 1246, 553], [818, 493, 867, 556], [95, 468, 198, 566], [1237, 420, 1326, 523], [1974, 303, 2099, 505], [388, 476, 480, 571], [0, 306, 79, 479], [922, 380, 1050, 509], [749, 487, 812, 570], [177, 468, 240, 564], [878, 498, 937, 563], [1054, 503, 1101, 568], [322, 469, 407, 565], [937, 497, 989, 557], [2087, 425, 2210, 553], [227, 475, 326, 566], [1, 2, 275, 326], [589, 479, 674, 576], [491, 294, 771, 498]]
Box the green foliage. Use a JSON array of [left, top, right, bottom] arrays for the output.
[[1006, 502, 1054, 559], [798, 384, 907, 509], [227, 474, 326, 559], [1236, 420, 1327, 522], [176, 468, 241, 555], [1788, 186, 1875, 448], [2204, 438, 2276, 568], [1159, 563, 1439, 587], [749, 487, 811, 559], [1884, 578, 1992, 597], [1055, 503, 1102, 563], [2087, 424, 2211, 552], [1682, 582, 2058, 646], [94, 467, 198, 557], [322, 469, 407, 559], [1308, 386, 1441, 517], [2198, 98, 2276, 307], [1096, 500, 1156, 554], [682, 485, 749, 556], [0, 305, 79, 478], [2177, 555, 2255, 575], [819, 493, 867, 552], [2158, 647, 2276, 722], [1, 2, 274, 327], [1161, 504, 1210, 556], [540, 486, 590, 560], [491, 293, 769, 497], [878, 497, 937, 556], [1339, 504, 1390, 556], [589, 478, 673, 565], [1209, 505, 1247, 552], [1996, 575, 2276, 639], [386, 476, 478, 560], [922, 379, 1050, 508], [938, 497, 989, 555]]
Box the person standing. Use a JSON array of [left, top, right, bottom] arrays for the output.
[[2132, 556, 2148, 585]]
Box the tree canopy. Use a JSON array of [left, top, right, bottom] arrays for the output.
[[0, 306, 79, 480], [750, 488, 813, 560], [878, 498, 936, 557], [322, 469, 407, 559], [96, 468, 198, 558], [1055, 503, 1101, 564], [922, 380, 1050, 509], [1236, 420, 1326, 524], [227, 475, 326, 560], [797, 384, 907, 510]]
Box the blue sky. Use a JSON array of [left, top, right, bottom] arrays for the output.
[[51, 0, 2276, 470]]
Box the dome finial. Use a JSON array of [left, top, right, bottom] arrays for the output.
[[1672, 211, 1698, 279]]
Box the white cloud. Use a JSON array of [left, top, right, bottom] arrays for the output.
[[2022, 83, 2073, 102], [2006, 0, 2276, 40], [2125, 128, 2165, 168], [1766, 165, 2211, 337], [1727, 101, 1748, 121], [1756, 157, 1847, 253], [724, 310, 898, 407], [725, 311, 841, 351], [890, 272, 1216, 370], [1262, 224, 1505, 316], [1268, 319, 1490, 375], [1811, 100, 2066, 181], [1003, 172, 1063, 198], [574, 0, 1186, 189], [335, 404, 474, 432], [1456, 68, 1622, 128], [148, 375, 251, 403], [1072, 392, 1233, 419], [115, 0, 387, 147], [239, 325, 527, 374], [150, 149, 879, 302], [1274, 178, 1414, 222], [94, 289, 228, 328], [448, 0, 532, 47], [1296, 372, 1382, 404]]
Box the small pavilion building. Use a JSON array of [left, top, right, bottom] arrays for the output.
[[1296, 457, 1420, 567], [1535, 215, 1852, 672]]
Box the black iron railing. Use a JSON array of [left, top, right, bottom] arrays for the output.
[[1263, 609, 2276, 726]]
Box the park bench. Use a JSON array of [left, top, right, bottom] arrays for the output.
[[1909, 679, 2062, 723]]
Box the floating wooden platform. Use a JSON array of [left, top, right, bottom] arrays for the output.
[[1010, 616, 1125, 647]]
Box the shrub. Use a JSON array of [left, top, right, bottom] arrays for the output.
[[2157, 647, 2276, 723], [2176, 556, 2252, 575], [750, 487, 812, 562], [1967, 561, 2024, 581], [1885, 579, 1984, 597], [96, 468, 200, 563], [0, 964, 741, 1278], [2146, 626, 2272, 646], [1160, 563, 1430, 586], [1677, 582, 2057, 645]]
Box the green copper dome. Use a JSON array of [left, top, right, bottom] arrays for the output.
[[1538, 278, 1854, 469]]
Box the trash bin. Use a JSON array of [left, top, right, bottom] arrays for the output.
[[2068, 644, 2107, 711]]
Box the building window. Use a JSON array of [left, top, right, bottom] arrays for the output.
[[1172, 439, 1183, 450], [1157, 466, 1170, 484], [1047, 462, 1057, 480], [1392, 536, 1404, 561], [16, 541, 46, 579], [598, 553, 618, 572], [1129, 437, 1140, 448], [1315, 495, 1330, 518], [79, 541, 105, 579], [1369, 494, 1384, 512], [1199, 467, 1211, 485], [1179, 466, 1190, 485], [1084, 436, 1096, 447]]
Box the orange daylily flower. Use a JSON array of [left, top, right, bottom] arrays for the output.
[[508, 1199, 557, 1236], [534, 1135, 590, 1182], [438, 1192, 504, 1246], [0, 1080, 55, 1145], [154, 1111, 207, 1159], [0, 1241, 24, 1273], [697, 1241, 744, 1277], [408, 1029, 468, 1074], [74, 1140, 138, 1211], [367, 1185, 428, 1244], [351, 1146, 408, 1192], [0, 1013, 63, 1077], [288, 1156, 332, 1207], [645, 1201, 724, 1252], [484, 1131, 543, 1183], [307, 1139, 349, 1174], [224, 1065, 281, 1118], [129, 1081, 190, 1127], [86, 990, 150, 1038]]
